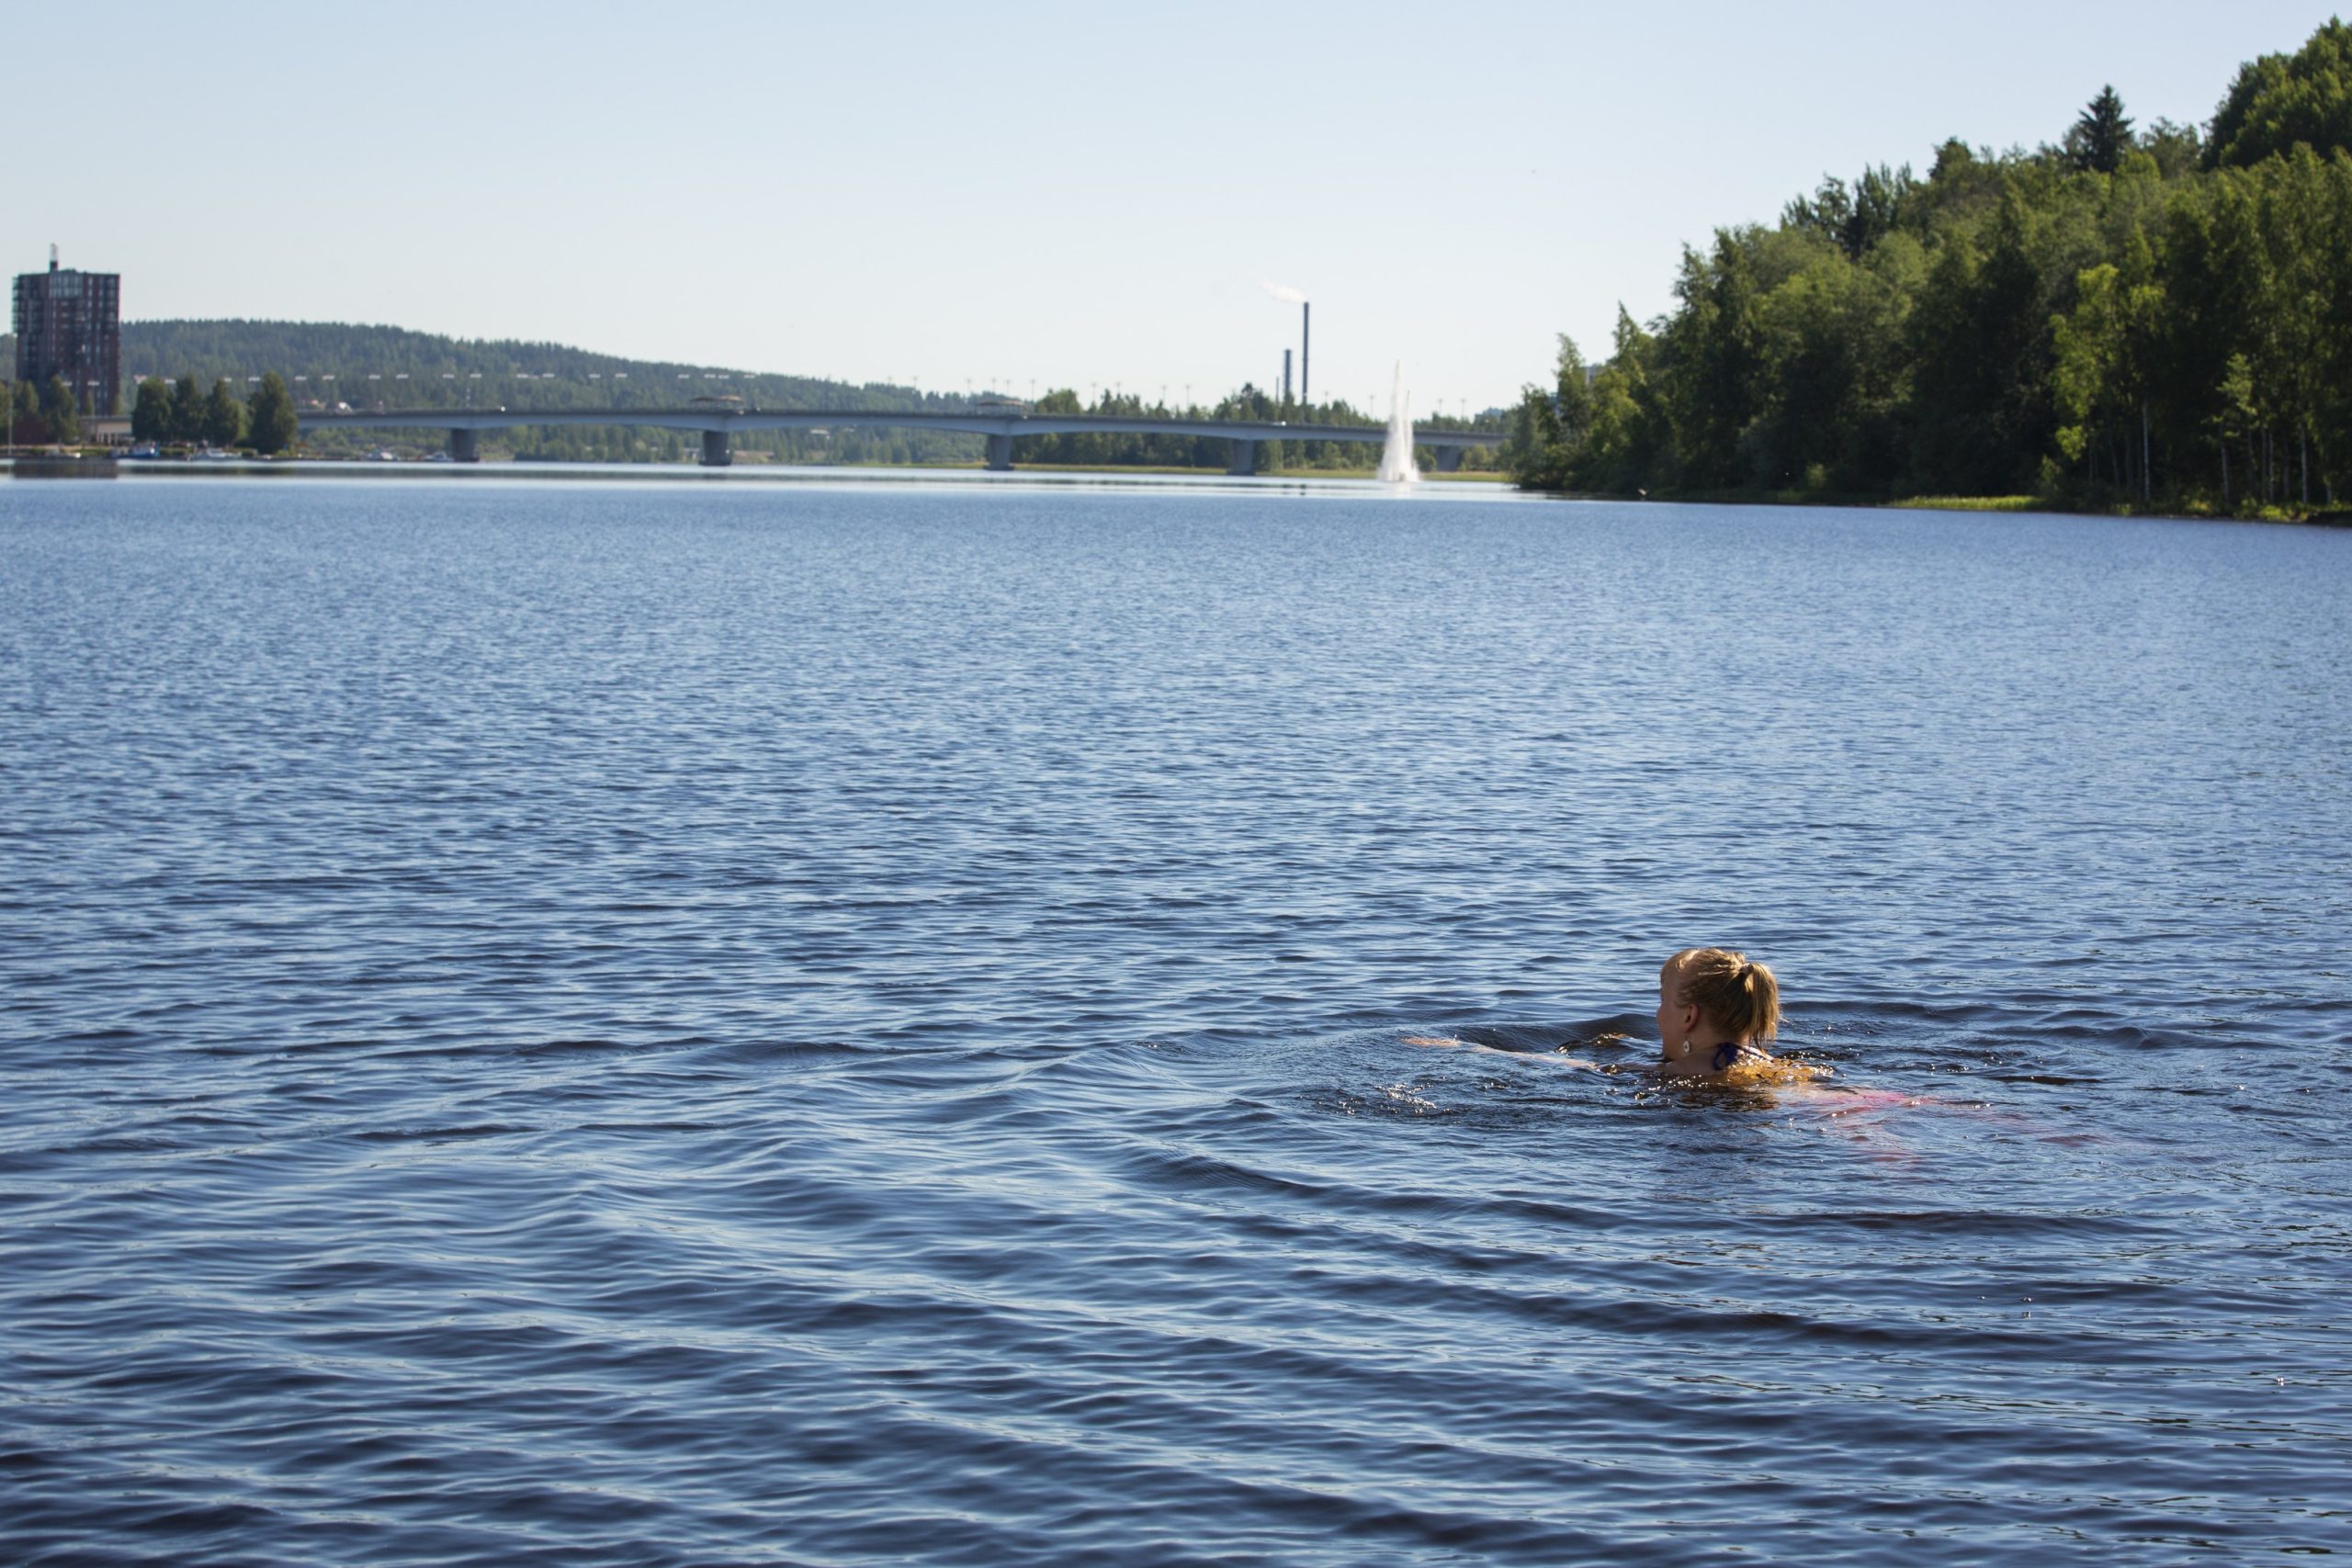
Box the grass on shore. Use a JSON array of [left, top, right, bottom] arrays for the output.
[[1581, 486, 2344, 525], [1894, 493, 2346, 524], [1890, 494, 2044, 512]]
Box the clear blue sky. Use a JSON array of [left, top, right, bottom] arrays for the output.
[[7, 1, 2335, 414]]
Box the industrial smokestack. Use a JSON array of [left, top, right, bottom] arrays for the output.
[[1301, 302, 1310, 405], [1283, 349, 1292, 404]]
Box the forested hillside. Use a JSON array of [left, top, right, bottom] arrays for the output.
[[118, 321, 974, 464], [6, 319, 1499, 468], [1508, 19, 2352, 515]]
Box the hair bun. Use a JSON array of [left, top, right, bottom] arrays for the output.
[[1666, 947, 1781, 1044]]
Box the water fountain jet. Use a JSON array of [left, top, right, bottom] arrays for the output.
[[1377, 362, 1419, 485]]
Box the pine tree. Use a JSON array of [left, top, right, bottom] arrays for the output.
[[2068, 85, 2135, 175]]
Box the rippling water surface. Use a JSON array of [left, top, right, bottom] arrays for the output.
[[4, 478, 2348, 1563]]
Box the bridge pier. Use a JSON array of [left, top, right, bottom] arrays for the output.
[[448, 427, 479, 463], [1226, 437, 1258, 476], [701, 429, 732, 467], [985, 434, 1013, 471], [1434, 445, 1464, 473]]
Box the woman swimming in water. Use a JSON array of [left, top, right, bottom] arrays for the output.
[[1405, 947, 1821, 1083], [1655, 946, 1800, 1080]]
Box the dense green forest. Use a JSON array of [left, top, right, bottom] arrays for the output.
[[5, 319, 1502, 469], [1507, 19, 2352, 515], [124, 321, 981, 464]]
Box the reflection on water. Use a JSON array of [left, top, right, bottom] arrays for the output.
[[2, 479, 2347, 1563], [35, 455, 1516, 496]]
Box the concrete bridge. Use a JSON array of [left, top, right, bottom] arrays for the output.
[[295, 406, 1506, 473]]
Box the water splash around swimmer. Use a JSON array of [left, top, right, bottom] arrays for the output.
[[1377, 361, 1419, 486]]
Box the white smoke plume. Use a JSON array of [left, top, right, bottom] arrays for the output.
[[1261, 281, 1307, 304]]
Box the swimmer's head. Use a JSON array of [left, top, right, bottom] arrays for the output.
[[1660, 948, 1780, 1045]]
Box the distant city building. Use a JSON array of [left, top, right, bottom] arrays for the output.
[[80, 413, 132, 450], [13, 247, 121, 414]]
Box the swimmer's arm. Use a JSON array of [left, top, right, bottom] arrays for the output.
[[1403, 1036, 1601, 1070]]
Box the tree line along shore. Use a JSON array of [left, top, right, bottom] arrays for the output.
[[4, 322, 1503, 473], [1505, 19, 2352, 521]]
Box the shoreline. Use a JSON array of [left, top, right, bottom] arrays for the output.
[[1515, 481, 2352, 528], [11, 458, 2329, 522], [0, 455, 1510, 488]]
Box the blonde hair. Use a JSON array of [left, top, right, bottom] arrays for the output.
[[1664, 948, 1780, 1043]]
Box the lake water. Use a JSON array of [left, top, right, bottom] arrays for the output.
[[3, 476, 2347, 1563]]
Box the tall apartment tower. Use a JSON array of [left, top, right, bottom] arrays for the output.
[[13, 247, 121, 414]]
